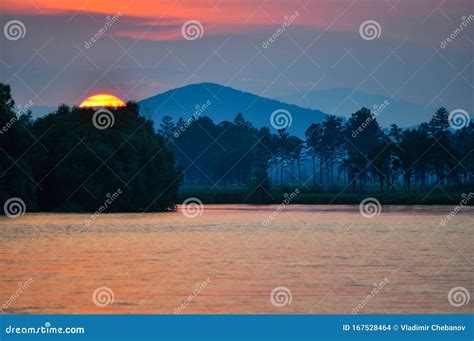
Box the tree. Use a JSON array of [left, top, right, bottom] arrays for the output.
[[158, 115, 176, 143], [305, 123, 323, 187], [321, 115, 344, 185], [283, 135, 302, 184], [28, 102, 181, 212], [429, 107, 450, 132], [397, 124, 431, 191], [343, 108, 384, 190], [428, 107, 457, 185], [277, 129, 289, 185], [172, 113, 277, 189], [451, 122, 474, 183], [0, 84, 37, 212], [345, 107, 384, 154], [368, 139, 396, 193]]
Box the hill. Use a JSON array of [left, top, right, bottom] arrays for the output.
[[138, 82, 328, 136], [278, 88, 435, 127]]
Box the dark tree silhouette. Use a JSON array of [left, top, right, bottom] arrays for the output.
[[1, 84, 181, 213], [305, 123, 323, 187], [0, 84, 37, 210], [321, 115, 344, 185], [1, 81, 473, 210]]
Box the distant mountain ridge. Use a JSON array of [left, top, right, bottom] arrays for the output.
[[138, 82, 328, 136], [29, 84, 434, 133], [278, 88, 436, 127]]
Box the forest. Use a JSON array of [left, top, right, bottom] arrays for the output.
[[0, 82, 473, 212], [161, 105, 472, 203], [0, 84, 180, 212]]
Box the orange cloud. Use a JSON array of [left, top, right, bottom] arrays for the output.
[[3, 0, 356, 30], [4, 0, 472, 43]]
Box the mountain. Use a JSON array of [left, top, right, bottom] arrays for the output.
[[28, 106, 56, 118], [278, 88, 436, 127], [16, 105, 55, 119], [138, 83, 328, 136]]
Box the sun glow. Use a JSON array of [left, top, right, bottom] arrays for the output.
[[79, 94, 126, 108]]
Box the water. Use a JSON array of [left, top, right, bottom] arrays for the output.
[[1, 205, 472, 314]]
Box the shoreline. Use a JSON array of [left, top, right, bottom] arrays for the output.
[[1, 203, 473, 216], [178, 189, 474, 206]]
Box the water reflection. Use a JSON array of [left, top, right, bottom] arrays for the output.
[[0, 205, 472, 314]]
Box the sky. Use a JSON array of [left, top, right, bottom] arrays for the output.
[[1, 0, 472, 115]]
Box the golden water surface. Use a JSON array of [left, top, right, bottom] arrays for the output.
[[0, 205, 472, 314]]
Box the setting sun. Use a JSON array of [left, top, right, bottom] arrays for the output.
[[79, 94, 126, 108]]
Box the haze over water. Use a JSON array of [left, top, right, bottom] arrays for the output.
[[1, 205, 472, 314]]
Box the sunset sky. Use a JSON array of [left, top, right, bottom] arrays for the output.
[[1, 0, 472, 113]]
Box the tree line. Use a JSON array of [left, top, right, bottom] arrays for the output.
[[160, 106, 472, 194], [306, 107, 473, 192], [0, 84, 181, 212], [1, 81, 472, 212]]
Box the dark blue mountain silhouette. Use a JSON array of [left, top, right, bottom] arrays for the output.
[[138, 82, 328, 136], [278, 88, 435, 127]]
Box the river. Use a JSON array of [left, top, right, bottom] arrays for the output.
[[0, 205, 472, 314]]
